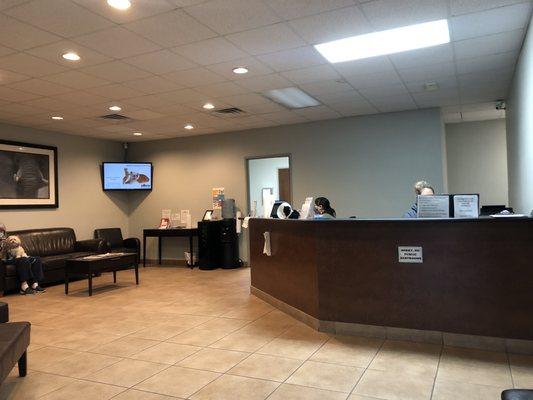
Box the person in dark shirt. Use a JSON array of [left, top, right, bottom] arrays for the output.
[[403, 181, 434, 218], [314, 197, 336, 219]]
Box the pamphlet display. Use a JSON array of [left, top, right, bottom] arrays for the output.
[[417, 195, 450, 218], [453, 195, 479, 218], [212, 187, 225, 209]]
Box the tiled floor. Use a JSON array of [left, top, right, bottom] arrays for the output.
[[1, 266, 532, 400]]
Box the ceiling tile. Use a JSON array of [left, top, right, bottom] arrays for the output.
[[74, 27, 161, 59], [397, 62, 456, 82], [163, 68, 227, 87], [346, 71, 403, 89], [0, 45, 15, 58], [313, 89, 365, 104], [405, 76, 458, 93], [7, 79, 72, 96], [460, 85, 508, 103], [0, 14, 61, 50], [206, 57, 274, 79], [242, 101, 286, 114], [0, 102, 47, 115], [184, 0, 281, 34], [281, 64, 341, 85], [123, 50, 198, 74], [257, 46, 326, 72], [370, 95, 418, 113], [226, 23, 306, 55], [449, 2, 532, 41], [0, 86, 41, 102], [26, 40, 113, 68], [122, 76, 184, 94], [299, 79, 353, 96], [172, 37, 248, 66], [158, 88, 208, 104], [333, 56, 395, 77], [265, 0, 355, 20], [0, 53, 68, 77], [218, 92, 273, 107], [0, 1, 31, 11], [121, 109, 166, 120], [84, 84, 146, 100], [195, 81, 249, 97], [53, 91, 109, 106], [328, 100, 378, 116], [72, 0, 176, 23], [289, 6, 373, 44], [21, 97, 80, 111], [360, 0, 448, 30], [359, 83, 410, 99], [81, 61, 152, 83], [43, 71, 110, 90], [262, 110, 308, 124], [460, 109, 505, 121], [5, 0, 113, 37], [125, 10, 217, 48], [0, 68, 29, 85], [458, 67, 514, 88], [449, 0, 529, 16], [411, 88, 460, 107], [154, 103, 196, 116], [236, 73, 292, 92], [456, 50, 519, 74], [453, 29, 525, 59], [389, 44, 454, 69], [123, 94, 175, 110], [293, 105, 341, 120]]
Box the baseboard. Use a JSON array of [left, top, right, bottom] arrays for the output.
[[145, 259, 189, 266], [251, 286, 533, 355]]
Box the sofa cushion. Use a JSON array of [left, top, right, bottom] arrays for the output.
[[41, 252, 94, 271], [0, 322, 30, 383], [9, 228, 77, 257]]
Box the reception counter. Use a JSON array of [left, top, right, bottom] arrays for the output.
[[249, 217, 533, 343]]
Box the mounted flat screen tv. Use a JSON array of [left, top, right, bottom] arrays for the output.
[[102, 162, 153, 191]]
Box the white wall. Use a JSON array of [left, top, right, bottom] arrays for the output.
[[127, 108, 446, 262], [0, 123, 129, 240], [506, 16, 533, 215], [248, 156, 290, 217], [446, 119, 509, 206]]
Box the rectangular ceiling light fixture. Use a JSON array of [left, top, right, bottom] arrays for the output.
[[314, 19, 450, 63], [264, 87, 321, 109]]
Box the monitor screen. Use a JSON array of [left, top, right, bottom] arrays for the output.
[[102, 162, 152, 191]]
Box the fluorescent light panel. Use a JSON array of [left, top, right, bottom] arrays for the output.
[[315, 19, 450, 63], [264, 87, 320, 109]]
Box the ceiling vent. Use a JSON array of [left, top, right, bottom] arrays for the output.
[[215, 107, 245, 115], [99, 113, 132, 120]]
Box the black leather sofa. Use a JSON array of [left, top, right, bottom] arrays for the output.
[[0, 302, 30, 384], [94, 228, 140, 263], [0, 228, 105, 294]]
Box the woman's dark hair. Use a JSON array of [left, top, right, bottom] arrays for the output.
[[315, 197, 336, 217]]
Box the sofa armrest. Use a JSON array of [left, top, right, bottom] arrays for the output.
[[76, 239, 105, 253], [0, 302, 8, 323], [0, 261, 5, 297], [123, 237, 140, 251]]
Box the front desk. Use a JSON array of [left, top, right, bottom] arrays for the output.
[[249, 218, 533, 344]]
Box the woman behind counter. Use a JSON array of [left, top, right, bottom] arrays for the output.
[[403, 180, 434, 218], [314, 197, 336, 219]]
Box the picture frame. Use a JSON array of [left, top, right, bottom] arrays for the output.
[[0, 139, 58, 209], [203, 210, 213, 221]]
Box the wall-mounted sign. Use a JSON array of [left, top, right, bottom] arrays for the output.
[[398, 246, 423, 263]]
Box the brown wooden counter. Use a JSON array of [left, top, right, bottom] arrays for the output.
[[249, 218, 533, 340]]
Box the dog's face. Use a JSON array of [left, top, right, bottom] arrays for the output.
[[6, 235, 22, 249]]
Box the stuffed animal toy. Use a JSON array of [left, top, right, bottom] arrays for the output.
[[6, 235, 28, 259]]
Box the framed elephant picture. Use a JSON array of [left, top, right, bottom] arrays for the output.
[[0, 140, 58, 209]]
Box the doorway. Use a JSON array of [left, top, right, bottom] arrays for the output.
[[246, 155, 292, 217]]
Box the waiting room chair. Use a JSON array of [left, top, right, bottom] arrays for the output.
[[94, 228, 140, 264]]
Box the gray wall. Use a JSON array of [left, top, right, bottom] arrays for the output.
[[446, 119, 509, 206], [506, 16, 533, 215], [127, 108, 446, 262], [0, 123, 129, 239]]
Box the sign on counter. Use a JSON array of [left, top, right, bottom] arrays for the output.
[[453, 194, 479, 218], [417, 195, 450, 218], [398, 246, 423, 263]]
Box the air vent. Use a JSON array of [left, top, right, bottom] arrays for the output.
[[215, 107, 244, 115], [99, 113, 131, 120]]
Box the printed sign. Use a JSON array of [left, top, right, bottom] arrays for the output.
[[398, 246, 423, 263], [417, 195, 450, 218], [453, 194, 479, 218]]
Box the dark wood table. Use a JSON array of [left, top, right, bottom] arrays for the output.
[[65, 253, 138, 296], [143, 228, 198, 268]]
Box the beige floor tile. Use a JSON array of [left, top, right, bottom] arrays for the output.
[[196, 317, 251, 333], [87, 359, 168, 387], [257, 337, 326, 360], [190, 374, 279, 400], [509, 354, 533, 387], [90, 336, 160, 357], [209, 331, 274, 352], [112, 389, 177, 399], [35, 351, 122, 378], [128, 323, 190, 341], [28, 346, 80, 371], [280, 324, 331, 341], [347, 395, 381, 400], [134, 366, 220, 398], [131, 342, 201, 364], [369, 340, 440, 376], [311, 335, 383, 367], [0, 371, 76, 400], [166, 328, 230, 346], [268, 383, 348, 400], [354, 369, 435, 400], [437, 347, 512, 387], [178, 348, 250, 372], [51, 331, 124, 351], [287, 360, 363, 393], [228, 353, 303, 382], [39, 380, 126, 400], [432, 379, 506, 400]]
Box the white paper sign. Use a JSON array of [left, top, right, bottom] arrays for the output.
[[453, 195, 479, 218], [417, 195, 450, 218], [398, 246, 423, 263]]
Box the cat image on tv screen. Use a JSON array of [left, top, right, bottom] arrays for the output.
[[123, 168, 150, 185]]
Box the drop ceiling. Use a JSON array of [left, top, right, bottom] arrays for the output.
[[0, 0, 531, 141]]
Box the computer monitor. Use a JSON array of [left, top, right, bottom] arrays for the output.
[[480, 205, 513, 216]]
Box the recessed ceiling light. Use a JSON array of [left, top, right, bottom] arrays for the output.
[[315, 19, 450, 63], [107, 0, 131, 10], [109, 105, 122, 111], [133, 132, 142, 136], [264, 87, 320, 109], [51, 116, 64, 120], [203, 103, 215, 110], [232, 66, 248, 74], [184, 124, 194, 130], [62, 52, 80, 61]]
